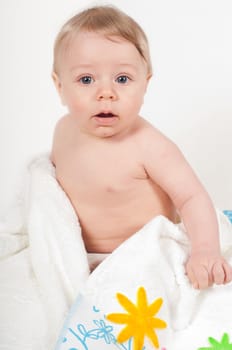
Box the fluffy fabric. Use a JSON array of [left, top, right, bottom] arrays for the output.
[[0, 155, 232, 350], [0, 155, 89, 349]]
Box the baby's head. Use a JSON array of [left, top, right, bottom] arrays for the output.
[[53, 5, 152, 77]]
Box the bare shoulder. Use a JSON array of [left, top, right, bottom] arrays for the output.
[[50, 115, 71, 165], [137, 118, 177, 154], [136, 118, 189, 181]]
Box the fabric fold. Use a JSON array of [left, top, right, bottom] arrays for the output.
[[0, 154, 232, 350]]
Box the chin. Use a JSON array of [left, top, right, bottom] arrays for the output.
[[93, 127, 119, 138]]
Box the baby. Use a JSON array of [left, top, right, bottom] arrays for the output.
[[51, 5, 232, 289]]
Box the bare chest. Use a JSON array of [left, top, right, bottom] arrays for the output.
[[54, 145, 175, 253], [55, 148, 147, 201]]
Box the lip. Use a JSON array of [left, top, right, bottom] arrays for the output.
[[92, 112, 118, 126]]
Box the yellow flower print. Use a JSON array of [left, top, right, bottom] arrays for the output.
[[106, 287, 167, 350]]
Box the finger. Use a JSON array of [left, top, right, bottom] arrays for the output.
[[186, 265, 199, 289], [222, 262, 232, 284], [194, 266, 209, 290], [186, 264, 209, 289], [212, 261, 225, 285], [206, 269, 213, 287]]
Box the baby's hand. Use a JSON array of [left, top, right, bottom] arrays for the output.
[[185, 251, 232, 289]]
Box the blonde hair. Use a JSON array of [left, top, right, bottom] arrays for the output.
[[53, 5, 152, 75]]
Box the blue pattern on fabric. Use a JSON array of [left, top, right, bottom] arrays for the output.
[[223, 210, 232, 223], [59, 305, 144, 350]]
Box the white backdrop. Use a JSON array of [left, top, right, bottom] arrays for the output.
[[0, 0, 232, 217]]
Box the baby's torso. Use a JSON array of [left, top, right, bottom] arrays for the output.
[[54, 136, 176, 253]]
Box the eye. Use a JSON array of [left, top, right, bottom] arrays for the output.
[[116, 75, 130, 84], [79, 76, 93, 84]]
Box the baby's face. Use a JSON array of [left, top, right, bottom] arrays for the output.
[[53, 31, 150, 139]]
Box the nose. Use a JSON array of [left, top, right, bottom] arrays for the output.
[[97, 82, 117, 101]]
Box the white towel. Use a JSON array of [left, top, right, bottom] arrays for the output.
[[0, 154, 232, 350]]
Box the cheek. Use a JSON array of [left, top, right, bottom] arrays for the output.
[[125, 89, 145, 111], [64, 89, 88, 111], [128, 84, 146, 99]]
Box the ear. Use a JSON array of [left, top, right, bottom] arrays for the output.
[[52, 72, 66, 105], [144, 73, 152, 93]]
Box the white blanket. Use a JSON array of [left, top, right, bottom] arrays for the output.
[[0, 155, 232, 350]]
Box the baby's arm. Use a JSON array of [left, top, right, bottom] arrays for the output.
[[50, 115, 69, 166], [143, 127, 232, 289]]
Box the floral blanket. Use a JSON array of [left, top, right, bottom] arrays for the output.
[[0, 155, 232, 350]]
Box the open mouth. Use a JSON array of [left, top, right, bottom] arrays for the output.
[[95, 113, 116, 118]]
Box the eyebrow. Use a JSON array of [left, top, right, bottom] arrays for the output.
[[70, 63, 138, 72], [117, 63, 138, 70], [70, 64, 94, 72]]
